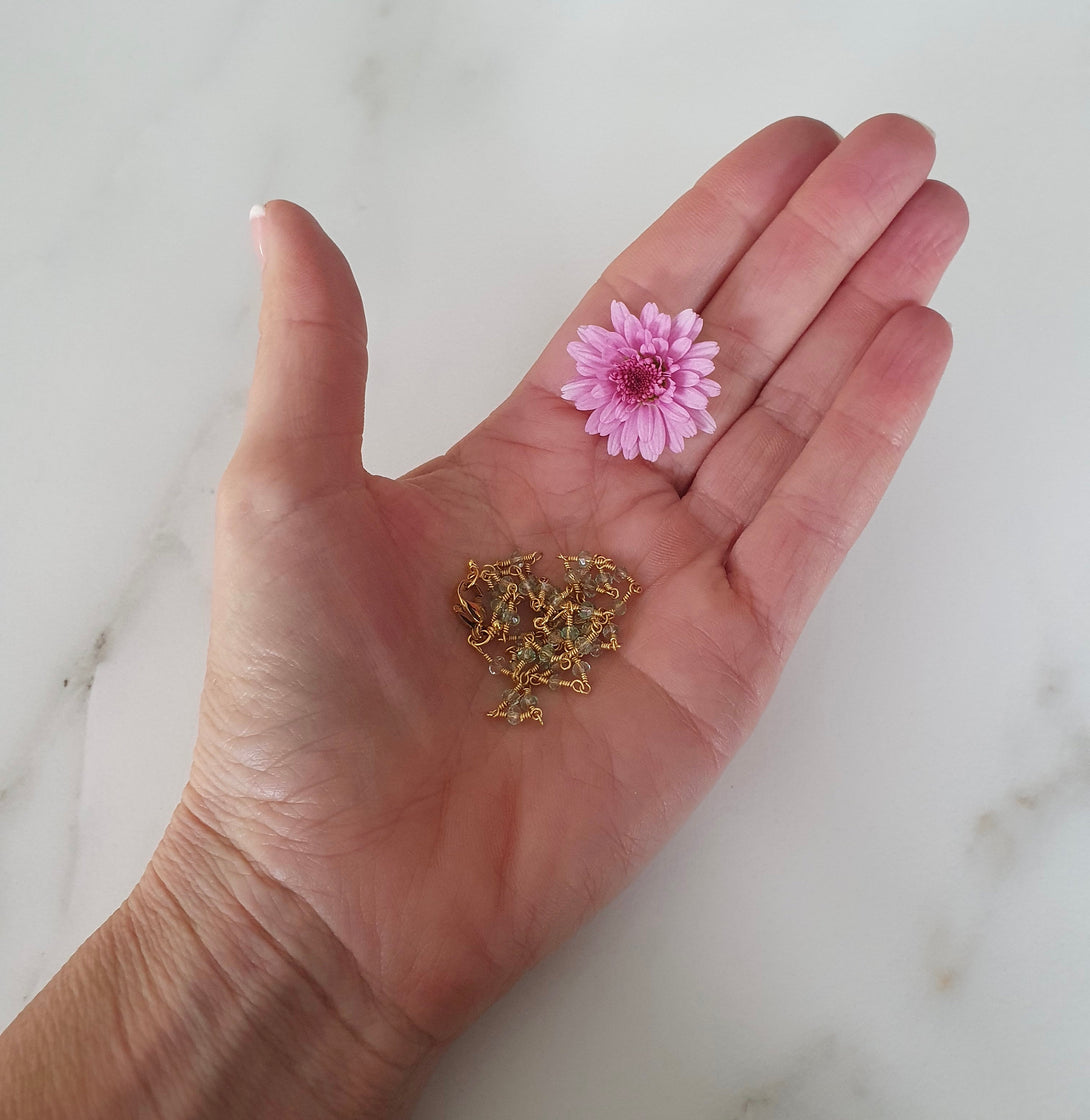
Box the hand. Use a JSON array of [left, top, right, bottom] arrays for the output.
[[166, 113, 966, 1100]]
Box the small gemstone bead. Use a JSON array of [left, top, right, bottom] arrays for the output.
[[547, 676, 561, 690], [576, 605, 594, 621], [601, 624, 617, 642], [506, 709, 521, 725], [574, 660, 589, 675], [524, 694, 538, 708], [615, 567, 629, 581], [612, 600, 626, 616], [501, 689, 517, 703], [576, 551, 592, 567], [560, 626, 579, 640], [515, 646, 535, 661]]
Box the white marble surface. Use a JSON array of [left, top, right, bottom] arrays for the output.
[[3, 1, 1088, 1115]]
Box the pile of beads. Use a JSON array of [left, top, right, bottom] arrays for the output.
[[453, 550, 641, 725]]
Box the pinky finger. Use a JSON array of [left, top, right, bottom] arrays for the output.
[[726, 304, 954, 658]]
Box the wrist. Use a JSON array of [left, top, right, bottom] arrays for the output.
[[0, 796, 440, 1120], [120, 799, 441, 1118]]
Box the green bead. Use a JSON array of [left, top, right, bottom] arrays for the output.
[[575, 605, 594, 621], [560, 626, 578, 640]]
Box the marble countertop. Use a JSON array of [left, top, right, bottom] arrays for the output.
[[3, 1, 1088, 1116]]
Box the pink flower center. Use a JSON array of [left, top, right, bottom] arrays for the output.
[[610, 355, 669, 405]]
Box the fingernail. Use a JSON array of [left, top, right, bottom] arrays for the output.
[[249, 203, 267, 262]]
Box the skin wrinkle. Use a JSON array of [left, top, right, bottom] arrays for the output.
[[618, 649, 737, 767], [684, 486, 755, 551], [260, 315, 370, 354], [595, 270, 662, 325], [681, 177, 765, 263], [756, 379, 829, 444], [218, 474, 367, 544], [786, 152, 909, 254], [171, 800, 440, 1057], [110, 907, 172, 1120], [487, 758, 524, 931]]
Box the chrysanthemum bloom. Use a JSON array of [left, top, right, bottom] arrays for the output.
[[561, 300, 721, 462]]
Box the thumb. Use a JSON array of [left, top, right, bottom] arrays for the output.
[[239, 199, 369, 486]]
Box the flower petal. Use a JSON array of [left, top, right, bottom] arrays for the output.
[[674, 385, 710, 408], [680, 357, 716, 377], [670, 308, 697, 342], [649, 405, 666, 460], [686, 340, 720, 360], [568, 341, 611, 365], [610, 300, 630, 334], [581, 324, 622, 352], [636, 403, 653, 445], [693, 408, 717, 434], [640, 302, 659, 328]]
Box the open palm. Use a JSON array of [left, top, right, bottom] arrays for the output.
[[181, 114, 967, 1054]]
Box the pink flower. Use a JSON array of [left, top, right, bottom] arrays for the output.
[[561, 300, 721, 462]]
